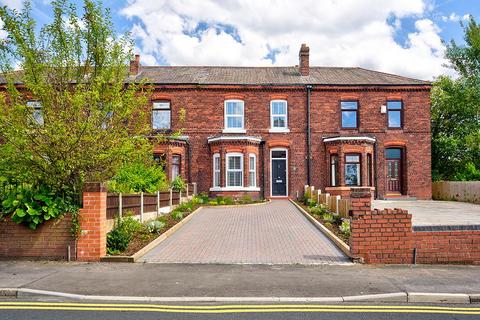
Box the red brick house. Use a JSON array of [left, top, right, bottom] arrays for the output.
[[135, 44, 432, 200]]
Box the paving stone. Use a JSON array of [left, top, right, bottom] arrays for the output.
[[140, 200, 350, 265]]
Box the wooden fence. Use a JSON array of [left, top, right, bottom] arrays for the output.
[[305, 185, 351, 218], [106, 183, 197, 220], [432, 181, 480, 204]]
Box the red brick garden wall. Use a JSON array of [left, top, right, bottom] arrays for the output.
[[413, 231, 480, 265], [0, 215, 75, 260], [349, 188, 480, 265]]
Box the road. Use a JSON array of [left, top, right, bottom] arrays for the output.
[[1, 302, 480, 320]]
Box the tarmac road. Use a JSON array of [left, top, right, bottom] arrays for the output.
[[1, 301, 480, 320]]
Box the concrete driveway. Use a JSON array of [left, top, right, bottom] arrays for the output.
[[140, 200, 350, 265], [373, 200, 480, 226]]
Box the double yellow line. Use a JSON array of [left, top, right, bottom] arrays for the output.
[[0, 302, 480, 314]]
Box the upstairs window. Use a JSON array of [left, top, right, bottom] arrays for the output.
[[270, 100, 288, 130], [249, 154, 256, 187], [171, 155, 181, 180], [345, 154, 361, 186], [226, 153, 243, 187], [213, 154, 221, 188], [387, 100, 403, 128], [28, 101, 43, 125], [224, 100, 244, 131], [341, 101, 358, 129], [152, 101, 171, 130]]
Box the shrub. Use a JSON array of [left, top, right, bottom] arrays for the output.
[[171, 176, 186, 191], [108, 162, 168, 193], [307, 198, 317, 207], [106, 217, 145, 254], [208, 200, 217, 206], [1, 183, 78, 230], [239, 195, 253, 204], [146, 220, 166, 233], [340, 219, 351, 237], [322, 212, 334, 222], [224, 197, 234, 205], [195, 192, 209, 204], [215, 196, 224, 204], [310, 204, 328, 217], [171, 210, 184, 221]]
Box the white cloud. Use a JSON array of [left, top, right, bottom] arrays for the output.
[[121, 0, 448, 80]]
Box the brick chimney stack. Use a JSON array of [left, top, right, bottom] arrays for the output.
[[129, 54, 140, 75], [299, 44, 310, 76]]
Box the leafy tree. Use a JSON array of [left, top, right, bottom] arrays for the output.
[[107, 161, 169, 194], [0, 0, 154, 227], [431, 17, 480, 181]]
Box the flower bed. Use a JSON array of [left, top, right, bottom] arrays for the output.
[[296, 199, 351, 244], [106, 193, 266, 256]]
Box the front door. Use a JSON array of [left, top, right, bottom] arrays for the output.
[[271, 149, 287, 197], [386, 148, 402, 194]]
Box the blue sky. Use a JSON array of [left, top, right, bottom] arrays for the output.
[[1, 0, 478, 79]]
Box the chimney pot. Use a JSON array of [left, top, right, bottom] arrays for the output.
[[299, 44, 310, 76], [130, 54, 140, 75]]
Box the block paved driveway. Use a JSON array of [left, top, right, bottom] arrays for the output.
[[140, 200, 350, 265]]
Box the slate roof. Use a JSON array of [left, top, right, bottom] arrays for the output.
[[131, 66, 430, 86]]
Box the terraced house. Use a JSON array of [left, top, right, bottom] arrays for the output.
[[133, 44, 432, 200]]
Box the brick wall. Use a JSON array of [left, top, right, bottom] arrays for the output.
[[77, 182, 107, 262], [147, 86, 431, 199], [349, 187, 413, 264], [349, 188, 480, 265], [414, 231, 480, 265], [0, 215, 75, 260]]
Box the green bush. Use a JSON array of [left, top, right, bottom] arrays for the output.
[[239, 195, 253, 204], [215, 196, 224, 204], [208, 200, 217, 205], [309, 205, 327, 216], [171, 176, 186, 191], [322, 212, 334, 222], [224, 197, 234, 205], [171, 210, 184, 221], [1, 183, 78, 230], [107, 161, 168, 193], [106, 217, 145, 254], [339, 219, 351, 237], [146, 220, 166, 233]]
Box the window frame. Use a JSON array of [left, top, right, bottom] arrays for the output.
[[386, 100, 403, 129], [213, 153, 221, 188], [330, 154, 339, 187], [223, 100, 245, 133], [225, 152, 244, 188], [152, 101, 171, 130], [28, 101, 44, 125], [171, 154, 181, 180], [153, 153, 167, 173], [367, 153, 373, 187], [269, 100, 289, 132], [340, 100, 359, 129], [248, 153, 256, 187], [344, 153, 361, 186]]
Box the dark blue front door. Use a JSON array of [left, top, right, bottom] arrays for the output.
[[272, 159, 287, 196]]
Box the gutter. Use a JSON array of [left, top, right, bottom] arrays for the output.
[[306, 85, 313, 185]]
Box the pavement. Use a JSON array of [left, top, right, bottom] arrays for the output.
[[140, 200, 349, 264], [373, 200, 480, 226], [1, 261, 480, 299]]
